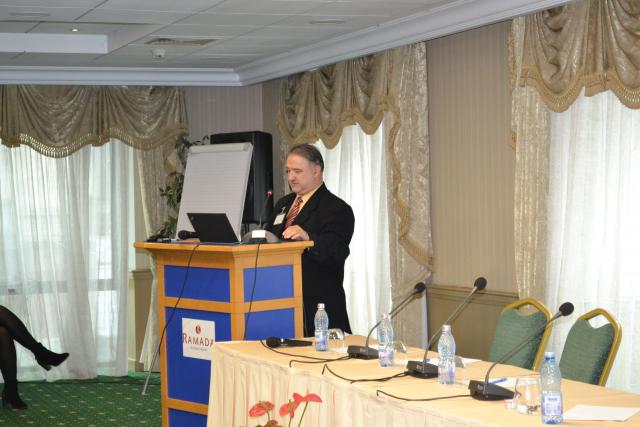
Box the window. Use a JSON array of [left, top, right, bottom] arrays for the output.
[[315, 124, 392, 334], [546, 91, 640, 391], [0, 141, 132, 377]]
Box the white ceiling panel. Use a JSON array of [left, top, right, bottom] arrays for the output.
[[207, 0, 325, 15], [111, 43, 204, 56], [209, 37, 302, 49], [149, 24, 256, 38], [197, 44, 286, 55], [7, 52, 102, 66], [0, 1, 103, 6], [0, 21, 38, 32], [0, 51, 18, 60], [78, 8, 190, 24], [307, 2, 424, 17], [246, 25, 353, 40], [273, 14, 386, 28], [30, 22, 129, 34], [99, 0, 224, 13], [0, 6, 87, 21], [178, 13, 291, 27]]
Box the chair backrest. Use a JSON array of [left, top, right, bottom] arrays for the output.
[[487, 297, 552, 370], [559, 308, 622, 386]]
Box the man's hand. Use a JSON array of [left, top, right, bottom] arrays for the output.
[[282, 225, 309, 241]]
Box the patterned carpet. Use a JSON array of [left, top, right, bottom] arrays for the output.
[[0, 373, 161, 426]]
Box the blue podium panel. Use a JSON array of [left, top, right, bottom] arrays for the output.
[[169, 408, 207, 427], [245, 308, 295, 340], [165, 266, 230, 302], [165, 308, 231, 404], [243, 265, 293, 301]]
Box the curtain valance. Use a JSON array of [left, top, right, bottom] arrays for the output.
[[277, 52, 392, 148], [0, 85, 187, 157], [518, 0, 640, 112]]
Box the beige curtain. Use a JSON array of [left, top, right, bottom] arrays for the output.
[[136, 141, 180, 371], [512, 17, 552, 299], [518, 0, 640, 112], [386, 44, 432, 347], [277, 43, 432, 346], [0, 85, 187, 157]]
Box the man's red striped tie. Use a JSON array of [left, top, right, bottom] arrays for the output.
[[284, 196, 303, 228]]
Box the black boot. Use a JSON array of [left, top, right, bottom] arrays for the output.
[[2, 381, 27, 410], [33, 343, 68, 371]]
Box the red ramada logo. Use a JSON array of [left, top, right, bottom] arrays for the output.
[[195, 325, 201, 334]]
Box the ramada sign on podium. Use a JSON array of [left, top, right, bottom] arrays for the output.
[[134, 240, 311, 427]]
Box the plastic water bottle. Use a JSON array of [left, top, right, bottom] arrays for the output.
[[540, 351, 563, 424], [314, 303, 329, 351], [437, 324, 456, 385], [377, 313, 395, 367]]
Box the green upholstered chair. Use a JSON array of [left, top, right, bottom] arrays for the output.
[[559, 308, 621, 386], [487, 298, 552, 370]]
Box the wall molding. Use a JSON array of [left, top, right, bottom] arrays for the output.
[[427, 284, 518, 308]]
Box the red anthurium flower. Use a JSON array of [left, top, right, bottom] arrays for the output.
[[278, 399, 300, 417], [296, 393, 322, 403], [249, 401, 274, 417]]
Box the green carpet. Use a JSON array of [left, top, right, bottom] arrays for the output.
[[0, 373, 161, 426]]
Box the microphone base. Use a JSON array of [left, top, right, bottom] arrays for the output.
[[468, 380, 515, 400], [405, 360, 438, 378], [346, 345, 378, 360], [242, 230, 279, 244]]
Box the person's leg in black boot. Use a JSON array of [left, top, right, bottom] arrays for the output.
[[0, 305, 68, 371], [0, 326, 27, 410]]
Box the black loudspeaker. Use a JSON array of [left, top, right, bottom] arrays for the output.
[[209, 131, 273, 225]]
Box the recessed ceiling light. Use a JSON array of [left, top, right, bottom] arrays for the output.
[[309, 19, 345, 25], [9, 12, 50, 18], [70, 28, 79, 32]]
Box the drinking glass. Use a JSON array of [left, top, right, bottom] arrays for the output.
[[393, 341, 408, 367], [454, 357, 469, 384], [328, 328, 345, 353], [514, 376, 541, 415]]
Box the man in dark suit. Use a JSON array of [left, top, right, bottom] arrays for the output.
[[266, 144, 354, 336]]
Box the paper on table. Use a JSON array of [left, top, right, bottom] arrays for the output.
[[564, 404, 640, 421]]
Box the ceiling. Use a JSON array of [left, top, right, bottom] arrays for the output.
[[0, 0, 571, 86]]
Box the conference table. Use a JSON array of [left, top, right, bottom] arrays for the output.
[[206, 335, 640, 426]]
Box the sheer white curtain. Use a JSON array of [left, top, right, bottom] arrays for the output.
[[314, 123, 391, 335], [546, 91, 640, 392], [0, 141, 132, 380]]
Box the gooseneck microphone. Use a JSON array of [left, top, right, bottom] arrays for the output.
[[266, 337, 312, 348], [468, 302, 574, 401], [347, 282, 427, 360], [258, 189, 273, 230], [406, 277, 487, 378]]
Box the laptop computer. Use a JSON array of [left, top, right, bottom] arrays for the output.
[[187, 213, 239, 244]]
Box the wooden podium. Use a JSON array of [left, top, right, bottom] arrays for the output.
[[134, 240, 312, 427]]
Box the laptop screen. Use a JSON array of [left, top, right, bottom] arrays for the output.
[[187, 213, 239, 243]]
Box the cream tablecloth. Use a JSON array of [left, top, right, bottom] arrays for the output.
[[206, 335, 640, 427]]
